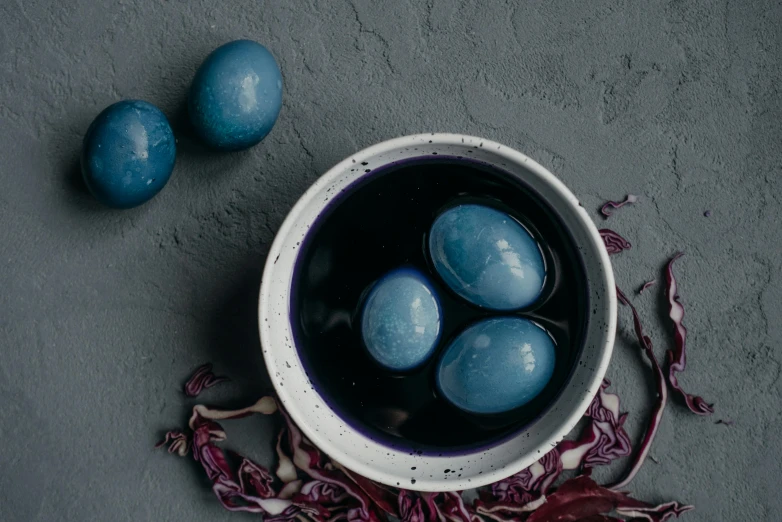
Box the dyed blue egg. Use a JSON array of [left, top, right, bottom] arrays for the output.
[[188, 39, 283, 150], [81, 100, 175, 209], [436, 317, 556, 414], [361, 268, 442, 371], [428, 204, 546, 310]]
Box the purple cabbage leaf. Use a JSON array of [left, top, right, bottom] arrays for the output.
[[600, 195, 638, 218], [664, 254, 714, 415]]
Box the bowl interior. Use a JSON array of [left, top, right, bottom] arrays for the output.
[[290, 156, 587, 450], [259, 134, 615, 491]]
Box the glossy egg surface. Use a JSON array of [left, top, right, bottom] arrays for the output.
[[428, 204, 546, 310], [436, 317, 556, 414]]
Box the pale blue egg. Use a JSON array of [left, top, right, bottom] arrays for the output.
[[428, 204, 546, 310], [436, 317, 556, 414], [361, 268, 442, 371]]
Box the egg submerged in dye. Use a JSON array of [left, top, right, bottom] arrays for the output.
[[428, 204, 547, 310], [360, 268, 442, 371], [188, 39, 283, 151], [81, 100, 176, 209], [436, 317, 556, 414]]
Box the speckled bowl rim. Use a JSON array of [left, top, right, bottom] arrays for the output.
[[259, 133, 616, 492]]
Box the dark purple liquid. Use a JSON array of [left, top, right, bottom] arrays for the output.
[[291, 157, 588, 452]]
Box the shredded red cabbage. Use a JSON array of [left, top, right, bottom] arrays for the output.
[[185, 398, 392, 522], [525, 476, 690, 522], [550, 380, 631, 474], [606, 287, 668, 491], [159, 374, 689, 521], [665, 254, 714, 415], [425, 492, 478, 522], [155, 429, 190, 456], [235, 453, 276, 498], [276, 425, 298, 483], [191, 396, 277, 421], [599, 229, 631, 255], [715, 419, 734, 426], [578, 515, 622, 522], [615, 501, 693, 521], [600, 195, 638, 218], [189, 413, 294, 515], [488, 448, 561, 506], [474, 496, 545, 522], [639, 280, 656, 294], [184, 363, 229, 397], [399, 490, 427, 522], [276, 405, 393, 522]]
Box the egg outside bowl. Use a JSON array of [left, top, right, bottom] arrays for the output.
[[259, 134, 616, 492]]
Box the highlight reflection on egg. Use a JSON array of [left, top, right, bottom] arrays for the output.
[[428, 204, 547, 310], [436, 317, 556, 414]]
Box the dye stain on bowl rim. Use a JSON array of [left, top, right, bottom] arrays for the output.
[[289, 156, 590, 452]]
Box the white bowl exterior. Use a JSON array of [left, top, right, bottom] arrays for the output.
[[259, 134, 616, 492]]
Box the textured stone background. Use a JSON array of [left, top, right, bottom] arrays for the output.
[[1, 0, 780, 520]]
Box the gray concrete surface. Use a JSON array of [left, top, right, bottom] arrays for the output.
[[1, 0, 780, 520]]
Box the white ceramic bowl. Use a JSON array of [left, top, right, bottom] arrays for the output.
[[259, 134, 616, 492]]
